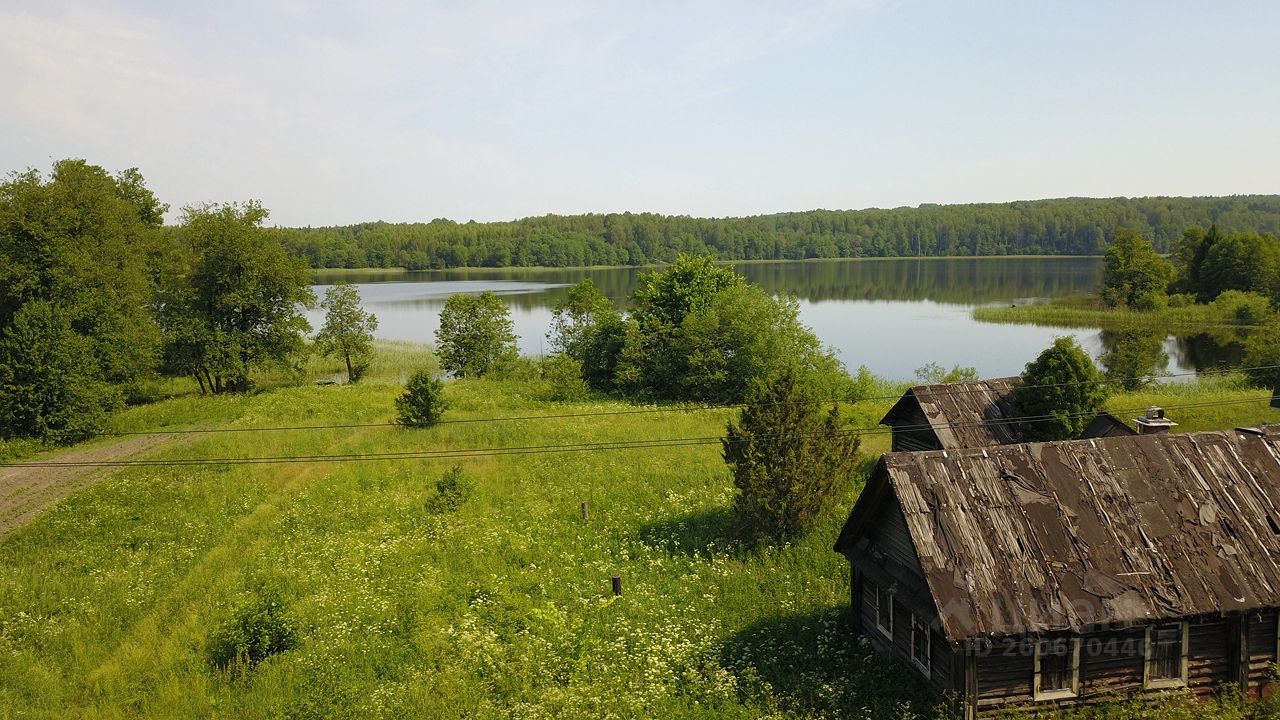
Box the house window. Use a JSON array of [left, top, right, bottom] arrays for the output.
[[875, 583, 894, 638], [910, 614, 931, 675], [1033, 637, 1080, 700], [1144, 622, 1189, 689]]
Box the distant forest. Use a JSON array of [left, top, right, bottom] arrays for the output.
[[275, 196, 1280, 269]]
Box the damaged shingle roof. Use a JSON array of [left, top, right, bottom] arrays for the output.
[[881, 377, 1028, 448], [837, 429, 1280, 641]]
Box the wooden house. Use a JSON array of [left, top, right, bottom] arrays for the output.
[[880, 377, 1136, 453], [834, 428, 1280, 717]]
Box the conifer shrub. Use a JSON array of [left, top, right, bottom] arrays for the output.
[[427, 465, 473, 514], [395, 370, 449, 427], [723, 369, 861, 541]]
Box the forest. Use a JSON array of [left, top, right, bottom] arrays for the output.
[[274, 196, 1280, 269]]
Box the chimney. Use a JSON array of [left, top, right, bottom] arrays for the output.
[[1135, 406, 1177, 435]]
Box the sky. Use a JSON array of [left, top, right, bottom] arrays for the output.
[[1, 0, 1278, 227]]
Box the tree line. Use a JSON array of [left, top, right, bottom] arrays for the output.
[[277, 196, 1280, 269], [1102, 224, 1280, 309], [0, 160, 371, 445]]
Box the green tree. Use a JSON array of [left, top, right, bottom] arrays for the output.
[[1197, 232, 1280, 302], [546, 279, 619, 360], [0, 160, 165, 440], [615, 255, 746, 399], [1101, 227, 1172, 309], [673, 285, 848, 403], [314, 283, 378, 383], [1013, 337, 1108, 441], [0, 161, 166, 388], [1170, 225, 1207, 294], [723, 369, 860, 542], [434, 292, 517, 378], [0, 302, 120, 443], [163, 202, 315, 393], [1190, 224, 1224, 301], [395, 369, 449, 427]]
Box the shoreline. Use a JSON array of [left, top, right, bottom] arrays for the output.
[[310, 254, 1104, 276]]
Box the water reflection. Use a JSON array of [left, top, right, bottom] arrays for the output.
[[1099, 330, 1169, 390], [307, 258, 1245, 380]]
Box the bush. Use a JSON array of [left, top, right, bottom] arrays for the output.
[[207, 585, 297, 673], [1211, 290, 1274, 325], [1166, 292, 1195, 308], [427, 465, 474, 514], [395, 370, 449, 427], [540, 355, 591, 402], [723, 369, 861, 542], [489, 356, 541, 383]]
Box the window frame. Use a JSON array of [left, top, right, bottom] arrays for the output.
[[1032, 636, 1081, 701], [910, 613, 931, 677], [874, 582, 894, 639], [1143, 621, 1190, 690]]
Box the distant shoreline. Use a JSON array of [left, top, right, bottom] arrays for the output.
[[310, 254, 1105, 277]]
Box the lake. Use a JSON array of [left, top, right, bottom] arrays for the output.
[[307, 258, 1243, 381]]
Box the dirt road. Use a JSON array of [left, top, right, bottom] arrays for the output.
[[0, 435, 178, 537]]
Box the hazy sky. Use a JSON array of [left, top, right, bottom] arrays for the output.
[[2, 1, 1278, 226]]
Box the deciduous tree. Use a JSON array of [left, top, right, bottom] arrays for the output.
[[162, 202, 315, 393], [1101, 228, 1172, 309], [314, 283, 378, 383], [434, 292, 517, 378]]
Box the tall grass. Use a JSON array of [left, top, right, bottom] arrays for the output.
[[1, 345, 1278, 719]]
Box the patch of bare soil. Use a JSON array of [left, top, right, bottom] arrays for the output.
[[0, 435, 181, 537]]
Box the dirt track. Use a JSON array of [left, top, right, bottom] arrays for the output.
[[0, 435, 177, 537]]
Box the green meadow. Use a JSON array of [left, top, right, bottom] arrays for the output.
[[2, 344, 1278, 719]]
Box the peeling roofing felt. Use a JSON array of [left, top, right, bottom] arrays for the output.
[[840, 430, 1280, 641], [881, 377, 1027, 448]]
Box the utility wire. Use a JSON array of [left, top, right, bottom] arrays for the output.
[[95, 364, 1280, 438], [7, 396, 1274, 470]]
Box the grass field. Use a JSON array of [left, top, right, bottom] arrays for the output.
[[2, 345, 1279, 719]]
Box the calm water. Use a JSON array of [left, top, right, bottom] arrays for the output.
[[307, 258, 1243, 381]]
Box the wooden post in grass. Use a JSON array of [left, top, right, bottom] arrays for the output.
[[611, 576, 622, 596], [580, 501, 589, 521]]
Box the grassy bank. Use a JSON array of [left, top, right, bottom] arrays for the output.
[[2, 346, 1278, 719], [973, 293, 1272, 332]]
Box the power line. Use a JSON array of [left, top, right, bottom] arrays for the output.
[[94, 364, 1280, 438], [7, 396, 1274, 470]]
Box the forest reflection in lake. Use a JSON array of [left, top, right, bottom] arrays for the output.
[[308, 257, 1245, 381]]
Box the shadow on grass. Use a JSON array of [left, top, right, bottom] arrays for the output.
[[720, 607, 947, 719], [638, 506, 743, 559]]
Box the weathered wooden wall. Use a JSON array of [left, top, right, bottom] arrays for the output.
[[968, 614, 1274, 715]]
